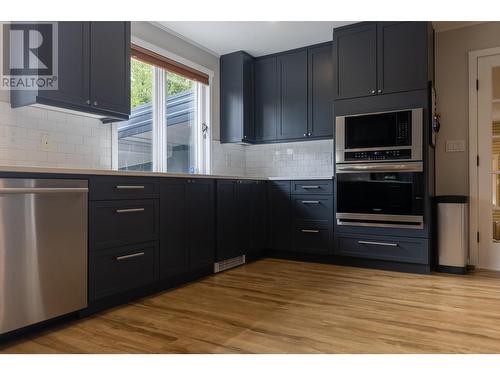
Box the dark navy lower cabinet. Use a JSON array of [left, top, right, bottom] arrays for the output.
[[216, 179, 267, 261], [334, 233, 429, 264], [160, 178, 215, 279], [89, 241, 159, 301], [268, 181, 292, 250]]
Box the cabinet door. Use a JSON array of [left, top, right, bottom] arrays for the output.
[[254, 57, 278, 141], [160, 180, 189, 279], [216, 180, 237, 261], [308, 44, 333, 138], [268, 181, 291, 250], [40, 22, 90, 108], [251, 181, 268, 253], [333, 23, 377, 100], [377, 22, 428, 94], [89, 22, 130, 115], [235, 181, 253, 255], [188, 179, 215, 270], [278, 50, 308, 140], [243, 56, 255, 141]]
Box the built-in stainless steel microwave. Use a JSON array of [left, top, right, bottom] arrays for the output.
[[335, 108, 423, 163]]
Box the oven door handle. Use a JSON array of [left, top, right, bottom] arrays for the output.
[[336, 162, 423, 173]]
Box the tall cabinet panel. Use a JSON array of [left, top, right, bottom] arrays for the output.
[[254, 57, 279, 141], [333, 23, 377, 100], [308, 43, 334, 137], [89, 22, 130, 116], [278, 50, 308, 140]]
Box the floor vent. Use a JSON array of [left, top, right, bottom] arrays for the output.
[[214, 255, 246, 273]]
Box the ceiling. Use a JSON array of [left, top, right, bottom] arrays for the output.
[[155, 21, 487, 58], [155, 21, 354, 57]]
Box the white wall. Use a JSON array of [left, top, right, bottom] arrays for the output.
[[435, 22, 500, 195]]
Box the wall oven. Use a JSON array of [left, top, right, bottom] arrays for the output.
[[336, 162, 424, 229], [336, 108, 423, 163]]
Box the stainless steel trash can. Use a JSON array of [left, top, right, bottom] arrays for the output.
[[435, 196, 468, 274]]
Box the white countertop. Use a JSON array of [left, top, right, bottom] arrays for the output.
[[0, 165, 333, 181]]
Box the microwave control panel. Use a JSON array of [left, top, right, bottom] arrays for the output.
[[344, 149, 412, 161]]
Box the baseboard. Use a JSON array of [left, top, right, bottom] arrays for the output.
[[265, 250, 432, 275]]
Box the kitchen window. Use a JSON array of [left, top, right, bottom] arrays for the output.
[[114, 44, 211, 173]]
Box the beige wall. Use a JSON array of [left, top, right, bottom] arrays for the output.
[[435, 22, 500, 195], [131, 22, 221, 140]]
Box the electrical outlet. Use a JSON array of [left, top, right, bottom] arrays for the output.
[[40, 134, 52, 151], [445, 140, 466, 153]]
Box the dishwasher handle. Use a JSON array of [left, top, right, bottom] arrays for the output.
[[0, 187, 89, 195]]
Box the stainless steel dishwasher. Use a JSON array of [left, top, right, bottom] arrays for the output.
[[0, 178, 88, 335]]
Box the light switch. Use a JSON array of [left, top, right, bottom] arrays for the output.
[[445, 140, 466, 153]]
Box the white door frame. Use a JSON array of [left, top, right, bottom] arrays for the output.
[[468, 46, 500, 266]]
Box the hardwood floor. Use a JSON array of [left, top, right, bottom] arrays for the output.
[[2, 258, 500, 353]]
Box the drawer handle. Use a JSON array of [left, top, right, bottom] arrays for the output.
[[301, 200, 320, 204], [115, 208, 145, 213], [358, 240, 398, 247], [301, 185, 320, 189], [115, 252, 145, 261], [301, 229, 320, 233], [115, 185, 145, 190]]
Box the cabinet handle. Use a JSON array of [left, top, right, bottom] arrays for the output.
[[303, 133, 307, 137], [301, 229, 320, 233], [301, 185, 320, 189], [358, 240, 398, 247], [308, 132, 312, 136], [115, 208, 145, 213], [115, 185, 145, 190], [301, 200, 320, 204], [377, 89, 382, 93], [93, 101, 98, 106], [371, 90, 376, 94], [115, 252, 145, 261], [86, 99, 91, 105]]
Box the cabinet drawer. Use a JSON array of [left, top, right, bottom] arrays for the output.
[[335, 234, 428, 264], [294, 226, 333, 254], [293, 195, 333, 224], [292, 180, 332, 195], [90, 199, 159, 249], [89, 242, 159, 301], [90, 177, 159, 200]]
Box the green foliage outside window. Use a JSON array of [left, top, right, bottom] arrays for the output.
[[131, 58, 195, 109]]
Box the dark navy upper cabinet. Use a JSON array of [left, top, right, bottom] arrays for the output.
[[333, 23, 377, 100], [220, 51, 255, 143], [33, 22, 90, 109], [254, 57, 279, 141], [333, 21, 432, 100], [11, 21, 130, 121], [376, 22, 430, 94], [308, 44, 333, 138], [89, 22, 131, 117], [278, 50, 308, 140]]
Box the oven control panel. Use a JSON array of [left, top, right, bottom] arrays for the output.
[[344, 149, 412, 161]]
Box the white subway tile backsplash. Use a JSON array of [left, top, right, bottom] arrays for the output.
[[212, 138, 333, 178], [0, 100, 112, 169]]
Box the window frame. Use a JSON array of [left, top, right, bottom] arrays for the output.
[[112, 37, 214, 174]]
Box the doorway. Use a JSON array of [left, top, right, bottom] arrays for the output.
[[471, 51, 500, 269]]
